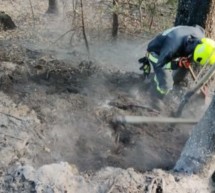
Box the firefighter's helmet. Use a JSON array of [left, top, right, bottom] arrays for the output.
[[193, 38, 215, 65]]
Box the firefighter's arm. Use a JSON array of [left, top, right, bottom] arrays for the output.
[[156, 40, 175, 69], [156, 51, 173, 69]]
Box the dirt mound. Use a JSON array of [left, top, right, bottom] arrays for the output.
[[2, 162, 214, 193]]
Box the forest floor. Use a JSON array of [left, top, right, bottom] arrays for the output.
[[0, 0, 214, 192]]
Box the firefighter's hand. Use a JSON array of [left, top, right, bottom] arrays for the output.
[[138, 57, 148, 64], [178, 57, 191, 68], [138, 57, 151, 77]]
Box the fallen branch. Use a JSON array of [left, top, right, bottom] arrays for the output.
[[115, 115, 198, 124], [106, 181, 115, 193], [148, 177, 165, 193], [0, 132, 24, 141], [32, 125, 45, 141], [109, 102, 160, 114], [53, 28, 75, 44], [0, 112, 23, 121]]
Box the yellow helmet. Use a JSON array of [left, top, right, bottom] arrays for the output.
[[193, 38, 215, 65]]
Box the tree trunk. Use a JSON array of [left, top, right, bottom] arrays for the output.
[[46, 0, 58, 14], [204, 0, 215, 38], [173, 0, 215, 174], [112, 0, 119, 40], [0, 11, 16, 30], [174, 95, 215, 173], [174, 0, 211, 27], [80, 0, 90, 56]]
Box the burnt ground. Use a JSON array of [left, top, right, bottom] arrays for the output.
[[0, 40, 207, 174]]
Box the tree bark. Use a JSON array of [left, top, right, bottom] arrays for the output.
[[204, 0, 215, 38], [46, 0, 58, 14], [174, 95, 215, 173], [174, 0, 211, 27]]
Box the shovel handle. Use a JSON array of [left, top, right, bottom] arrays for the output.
[[188, 66, 207, 97]]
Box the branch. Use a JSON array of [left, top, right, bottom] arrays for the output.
[[53, 28, 75, 44], [28, 0, 35, 27], [80, 0, 90, 57], [0, 132, 24, 141], [0, 112, 23, 121]]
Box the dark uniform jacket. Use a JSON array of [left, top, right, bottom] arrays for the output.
[[147, 25, 205, 68]]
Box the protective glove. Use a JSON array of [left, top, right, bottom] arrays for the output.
[[178, 57, 191, 68], [138, 57, 151, 77]]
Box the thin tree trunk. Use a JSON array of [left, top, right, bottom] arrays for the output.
[[112, 0, 119, 40], [80, 0, 90, 56], [148, 3, 156, 31], [29, 0, 35, 27], [46, 0, 58, 14], [138, 0, 144, 25]]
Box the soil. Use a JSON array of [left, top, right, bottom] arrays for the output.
[[0, 0, 214, 192]]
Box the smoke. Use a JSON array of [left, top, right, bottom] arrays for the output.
[[90, 39, 150, 73], [1, 0, 190, 174], [33, 94, 115, 171]]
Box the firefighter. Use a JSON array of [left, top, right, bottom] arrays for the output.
[[138, 25, 215, 95]]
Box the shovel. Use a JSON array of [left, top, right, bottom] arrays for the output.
[[188, 66, 208, 97], [174, 64, 215, 117], [115, 115, 198, 124]]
